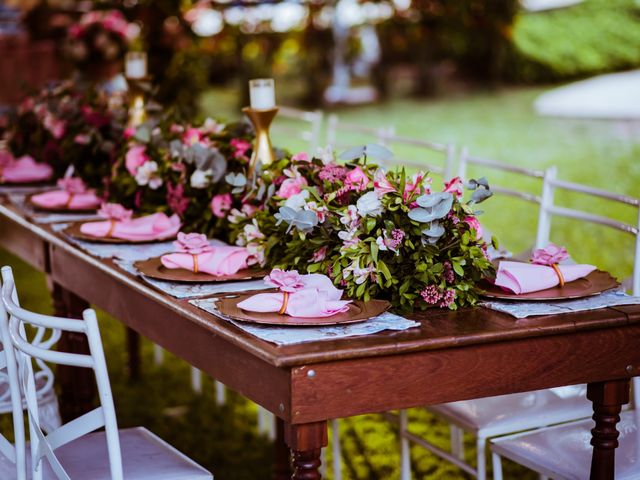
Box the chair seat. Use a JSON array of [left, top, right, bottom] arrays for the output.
[[0, 427, 212, 479], [492, 410, 640, 480], [428, 386, 593, 437]]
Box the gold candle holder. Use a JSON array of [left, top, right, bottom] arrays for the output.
[[243, 106, 279, 180], [125, 78, 148, 129]]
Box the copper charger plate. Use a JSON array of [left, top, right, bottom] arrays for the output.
[[26, 193, 99, 214], [134, 256, 266, 283], [217, 295, 390, 326], [63, 222, 176, 244], [480, 270, 619, 301]]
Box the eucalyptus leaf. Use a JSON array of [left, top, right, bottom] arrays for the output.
[[338, 143, 394, 162], [409, 192, 453, 223], [225, 172, 247, 188], [471, 188, 493, 204], [275, 206, 318, 233], [134, 127, 150, 143]]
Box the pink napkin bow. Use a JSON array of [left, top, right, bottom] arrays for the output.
[[161, 247, 250, 276], [31, 190, 101, 210], [494, 261, 597, 294], [80, 212, 181, 241], [237, 270, 352, 318], [0, 155, 53, 184]]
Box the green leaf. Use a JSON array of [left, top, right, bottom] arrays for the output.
[[378, 260, 392, 282], [370, 241, 379, 263]]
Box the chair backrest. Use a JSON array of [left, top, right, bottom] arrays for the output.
[[0, 266, 123, 480], [326, 113, 392, 154], [272, 106, 323, 154], [535, 170, 640, 296], [376, 128, 455, 179]]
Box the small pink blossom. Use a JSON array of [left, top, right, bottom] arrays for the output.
[[311, 246, 328, 263], [277, 176, 308, 199], [443, 177, 464, 197], [166, 182, 190, 217], [171, 162, 186, 173], [344, 166, 369, 192], [464, 216, 484, 240], [531, 243, 569, 266], [264, 269, 305, 293], [439, 289, 456, 308], [74, 134, 91, 145], [230, 138, 251, 159], [182, 127, 202, 146], [57, 177, 87, 194], [318, 163, 348, 182], [169, 124, 184, 134], [98, 203, 132, 221], [373, 169, 395, 197], [211, 193, 233, 218], [292, 152, 310, 162], [403, 172, 430, 201], [125, 145, 149, 175], [43, 114, 66, 139], [241, 203, 258, 217], [420, 285, 442, 305], [173, 232, 213, 255], [123, 127, 136, 140]]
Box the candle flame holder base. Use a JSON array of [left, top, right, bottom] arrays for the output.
[[243, 106, 279, 181]]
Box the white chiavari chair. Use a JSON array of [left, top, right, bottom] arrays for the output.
[[490, 175, 640, 480], [0, 266, 213, 480], [271, 106, 324, 154]]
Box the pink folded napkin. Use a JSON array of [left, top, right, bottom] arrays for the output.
[[161, 248, 250, 276], [80, 211, 181, 241], [237, 269, 352, 318], [495, 261, 597, 294], [0, 155, 53, 184], [31, 190, 101, 210]]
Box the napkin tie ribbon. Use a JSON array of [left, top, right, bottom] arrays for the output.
[[278, 292, 290, 315], [106, 219, 117, 238], [551, 263, 565, 287], [192, 254, 199, 273]]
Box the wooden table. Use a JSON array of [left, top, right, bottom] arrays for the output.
[[1, 198, 639, 480]]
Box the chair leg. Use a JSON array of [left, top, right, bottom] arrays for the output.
[[476, 437, 487, 480], [190, 367, 202, 393], [215, 380, 226, 405], [399, 409, 411, 480], [450, 425, 465, 461], [491, 451, 503, 480], [153, 344, 163, 365], [331, 418, 342, 480]]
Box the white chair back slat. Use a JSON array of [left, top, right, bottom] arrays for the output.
[[461, 151, 545, 179], [545, 205, 638, 235], [491, 186, 541, 204], [1, 266, 124, 480], [548, 178, 640, 206], [274, 106, 323, 154]]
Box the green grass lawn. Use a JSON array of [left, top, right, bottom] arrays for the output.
[[2, 84, 639, 479]]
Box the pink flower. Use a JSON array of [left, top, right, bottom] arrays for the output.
[[404, 172, 430, 201], [277, 176, 308, 199], [264, 269, 305, 293], [125, 145, 149, 175], [74, 134, 91, 145], [43, 114, 66, 139], [311, 246, 328, 263], [57, 177, 87, 194], [123, 127, 136, 140], [211, 193, 233, 218], [292, 152, 310, 162], [169, 124, 184, 134], [464, 216, 484, 240], [68, 24, 84, 39], [98, 203, 132, 221], [443, 177, 463, 197], [531, 243, 569, 266], [373, 169, 395, 197], [173, 232, 213, 254], [183, 127, 202, 146], [0, 150, 14, 168], [241, 203, 258, 217], [166, 182, 190, 217], [344, 166, 369, 192], [230, 138, 251, 159], [319, 163, 348, 182]]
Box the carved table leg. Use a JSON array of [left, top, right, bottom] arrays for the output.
[[50, 282, 96, 423], [587, 379, 630, 480], [285, 421, 328, 480], [272, 417, 292, 480], [126, 327, 141, 381]]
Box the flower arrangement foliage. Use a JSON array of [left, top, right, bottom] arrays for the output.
[[64, 10, 138, 67], [4, 81, 127, 190], [107, 118, 257, 238], [227, 147, 496, 312]]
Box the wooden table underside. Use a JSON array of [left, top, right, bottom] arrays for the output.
[[1, 200, 639, 480]]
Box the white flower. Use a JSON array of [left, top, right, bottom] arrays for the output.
[[376, 236, 388, 251], [356, 191, 383, 217], [243, 219, 265, 242], [227, 208, 245, 225], [190, 169, 211, 189], [340, 205, 359, 227], [305, 201, 328, 223], [202, 117, 225, 134], [317, 145, 334, 164], [343, 262, 375, 285], [246, 242, 265, 266], [135, 161, 163, 190], [284, 190, 310, 211]]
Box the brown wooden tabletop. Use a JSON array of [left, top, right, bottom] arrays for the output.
[[1, 198, 638, 480]]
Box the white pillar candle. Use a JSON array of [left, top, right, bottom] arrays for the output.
[[249, 78, 276, 110], [125, 52, 147, 79]]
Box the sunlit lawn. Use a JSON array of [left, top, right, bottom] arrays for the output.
[[2, 84, 639, 479]]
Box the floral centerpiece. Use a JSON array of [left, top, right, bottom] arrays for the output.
[[227, 146, 496, 312], [4, 81, 127, 189], [107, 118, 257, 237]]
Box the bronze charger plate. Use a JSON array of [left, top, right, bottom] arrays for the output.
[[217, 295, 390, 326], [26, 192, 99, 213], [134, 256, 266, 283], [63, 222, 177, 244], [480, 270, 619, 301]]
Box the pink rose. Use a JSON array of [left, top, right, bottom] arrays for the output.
[[125, 145, 149, 175], [373, 169, 395, 197], [344, 166, 369, 192], [265, 269, 305, 293], [98, 203, 132, 222], [531, 243, 569, 265], [444, 177, 463, 197], [292, 152, 310, 162], [464, 216, 484, 240], [173, 232, 213, 255], [211, 193, 232, 218], [277, 177, 308, 199], [57, 177, 87, 194]]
